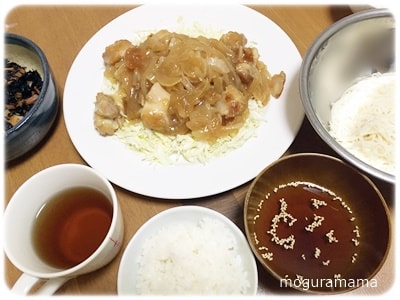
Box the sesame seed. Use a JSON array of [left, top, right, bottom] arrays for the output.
[[353, 226, 360, 238], [259, 246, 274, 261], [352, 238, 360, 247], [326, 230, 339, 243], [314, 247, 321, 259], [322, 260, 330, 266], [304, 214, 324, 232], [267, 198, 297, 250], [296, 274, 304, 281], [310, 198, 327, 209], [253, 232, 259, 245]]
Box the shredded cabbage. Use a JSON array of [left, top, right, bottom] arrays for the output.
[[115, 100, 264, 165]]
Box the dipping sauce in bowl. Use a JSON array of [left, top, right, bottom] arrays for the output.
[[244, 153, 391, 293]]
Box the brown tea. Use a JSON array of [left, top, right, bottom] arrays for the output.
[[32, 186, 113, 269]]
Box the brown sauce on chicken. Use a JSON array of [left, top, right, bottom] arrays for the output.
[[94, 30, 285, 143]]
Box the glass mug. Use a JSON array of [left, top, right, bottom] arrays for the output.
[[3, 164, 124, 295]]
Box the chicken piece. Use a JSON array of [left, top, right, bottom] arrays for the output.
[[124, 46, 146, 70], [140, 83, 171, 134], [95, 93, 120, 118], [235, 62, 258, 84], [94, 93, 122, 136], [220, 31, 247, 51], [215, 85, 246, 119], [102, 39, 133, 65], [270, 71, 286, 98], [186, 101, 221, 139]]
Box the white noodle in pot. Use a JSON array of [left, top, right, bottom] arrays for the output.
[[329, 72, 396, 175]]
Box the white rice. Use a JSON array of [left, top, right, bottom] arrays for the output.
[[329, 72, 396, 175], [135, 216, 250, 295]]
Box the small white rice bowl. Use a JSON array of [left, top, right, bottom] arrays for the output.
[[117, 206, 258, 295]]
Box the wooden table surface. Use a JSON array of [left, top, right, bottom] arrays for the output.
[[4, 4, 395, 296]]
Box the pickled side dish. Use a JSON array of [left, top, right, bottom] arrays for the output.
[[4, 59, 43, 131]]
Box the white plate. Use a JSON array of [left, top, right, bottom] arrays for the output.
[[117, 206, 258, 295], [63, 4, 303, 199]]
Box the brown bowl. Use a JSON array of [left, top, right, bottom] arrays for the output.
[[244, 153, 391, 294]]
